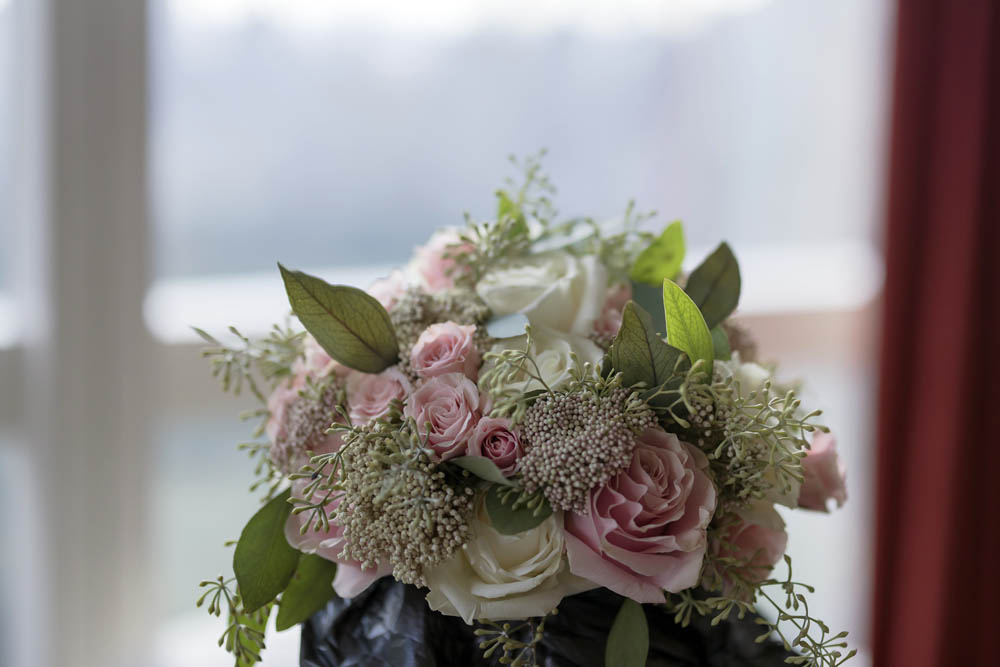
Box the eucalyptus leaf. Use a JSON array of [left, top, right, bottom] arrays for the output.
[[711, 325, 732, 361], [662, 279, 714, 369], [233, 489, 300, 613], [630, 221, 685, 286], [605, 599, 649, 667], [451, 456, 516, 486], [278, 264, 399, 373], [485, 485, 553, 535], [683, 242, 741, 329], [275, 554, 339, 631], [485, 312, 530, 339], [607, 301, 685, 392]]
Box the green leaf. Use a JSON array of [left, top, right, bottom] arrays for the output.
[[662, 279, 714, 369], [234, 489, 300, 613], [628, 282, 666, 335], [278, 264, 399, 373], [711, 326, 732, 361], [228, 601, 272, 666], [275, 554, 339, 631], [683, 242, 741, 329], [451, 456, 516, 486], [630, 221, 685, 286], [484, 485, 553, 535], [605, 599, 649, 667], [607, 301, 685, 392]]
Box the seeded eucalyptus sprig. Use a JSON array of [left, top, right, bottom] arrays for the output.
[[197, 576, 274, 666], [475, 609, 558, 667], [194, 323, 305, 404]]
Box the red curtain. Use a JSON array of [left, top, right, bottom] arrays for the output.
[[874, 1, 1000, 665]]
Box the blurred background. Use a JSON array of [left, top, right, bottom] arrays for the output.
[[0, 0, 900, 665]]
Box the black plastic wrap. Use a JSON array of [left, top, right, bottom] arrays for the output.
[[300, 578, 795, 666]]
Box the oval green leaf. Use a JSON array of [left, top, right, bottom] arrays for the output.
[[451, 456, 516, 486], [630, 221, 685, 286], [711, 325, 732, 361], [275, 554, 339, 631], [662, 279, 714, 369], [233, 489, 300, 613], [608, 301, 685, 392], [484, 485, 553, 535], [605, 599, 649, 667], [683, 242, 741, 329], [278, 264, 399, 373]]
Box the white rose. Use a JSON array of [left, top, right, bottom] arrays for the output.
[[476, 251, 608, 336], [424, 501, 595, 623], [487, 326, 604, 392]]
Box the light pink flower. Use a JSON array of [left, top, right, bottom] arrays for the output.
[[593, 283, 632, 339], [413, 230, 472, 292], [284, 478, 392, 597], [564, 428, 717, 603], [367, 270, 407, 311], [265, 374, 307, 445], [403, 373, 481, 461], [798, 432, 848, 511], [469, 417, 523, 477], [346, 367, 412, 425], [723, 505, 788, 586], [410, 322, 481, 380]]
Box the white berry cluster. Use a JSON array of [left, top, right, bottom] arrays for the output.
[[518, 387, 655, 513]]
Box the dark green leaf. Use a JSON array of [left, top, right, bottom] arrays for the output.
[[662, 279, 714, 369], [275, 554, 339, 631], [485, 485, 553, 535], [607, 301, 685, 391], [278, 264, 398, 373], [630, 221, 685, 286], [711, 326, 732, 361], [629, 282, 666, 335], [605, 599, 649, 667], [234, 489, 300, 613], [451, 456, 515, 486], [683, 242, 741, 329]]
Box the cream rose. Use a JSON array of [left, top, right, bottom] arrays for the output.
[[486, 326, 604, 393], [423, 500, 595, 623], [475, 250, 608, 336]]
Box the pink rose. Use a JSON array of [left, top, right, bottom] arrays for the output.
[[346, 367, 413, 425], [265, 375, 305, 445], [413, 230, 472, 292], [564, 428, 717, 603], [593, 283, 632, 339], [403, 373, 481, 461], [410, 321, 481, 380], [284, 478, 392, 597], [367, 271, 407, 311], [798, 432, 848, 511], [723, 505, 788, 586], [469, 417, 523, 476]]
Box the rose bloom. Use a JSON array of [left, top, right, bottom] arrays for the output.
[[486, 326, 604, 393], [345, 367, 412, 425], [468, 417, 523, 477], [724, 503, 788, 586], [475, 250, 608, 336], [593, 282, 632, 340], [367, 270, 407, 311], [411, 229, 472, 292], [424, 500, 594, 623], [410, 321, 481, 380], [284, 478, 392, 597], [403, 373, 481, 461], [564, 428, 717, 604], [798, 432, 848, 511]]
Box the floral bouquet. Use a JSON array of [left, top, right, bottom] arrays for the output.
[[197, 154, 853, 667]]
